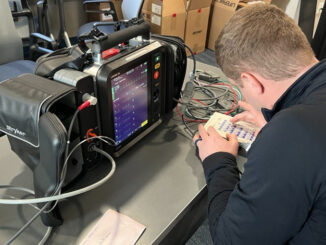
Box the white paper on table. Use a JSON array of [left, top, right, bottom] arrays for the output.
[[79, 209, 146, 245]]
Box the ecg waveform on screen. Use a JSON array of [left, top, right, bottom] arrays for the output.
[[111, 62, 148, 144]]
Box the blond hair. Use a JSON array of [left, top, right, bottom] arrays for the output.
[[215, 4, 316, 82]]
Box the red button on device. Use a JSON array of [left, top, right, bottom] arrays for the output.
[[154, 71, 159, 79], [102, 48, 120, 59]]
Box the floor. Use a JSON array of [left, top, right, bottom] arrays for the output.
[[186, 219, 213, 245], [192, 49, 217, 67]]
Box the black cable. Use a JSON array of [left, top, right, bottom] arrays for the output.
[[177, 70, 243, 139], [182, 86, 233, 120], [90, 146, 115, 167], [182, 43, 196, 76], [182, 115, 195, 137], [65, 109, 80, 164]]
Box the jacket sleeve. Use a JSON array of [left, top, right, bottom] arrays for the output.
[[202, 152, 240, 243], [202, 117, 316, 245]]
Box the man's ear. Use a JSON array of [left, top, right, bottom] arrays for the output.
[[240, 72, 264, 94]]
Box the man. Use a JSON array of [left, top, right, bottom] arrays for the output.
[[193, 4, 326, 245]]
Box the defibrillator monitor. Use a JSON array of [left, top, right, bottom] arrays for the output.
[[95, 41, 167, 156]]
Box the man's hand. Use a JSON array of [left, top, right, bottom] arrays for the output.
[[230, 101, 267, 134], [193, 124, 239, 162]]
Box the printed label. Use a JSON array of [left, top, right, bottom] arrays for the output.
[[151, 14, 161, 26], [6, 125, 26, 136], [152, 3, 162, 15], [205, 112, 257, 144], [216, 0, 237, 8]]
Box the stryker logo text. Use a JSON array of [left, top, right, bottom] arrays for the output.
[[6, 125, 26, 136]]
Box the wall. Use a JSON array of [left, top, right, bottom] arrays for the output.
[[271, 0, 301, 23]]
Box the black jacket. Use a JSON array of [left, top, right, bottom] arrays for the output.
[[203, 59, 326, 245]]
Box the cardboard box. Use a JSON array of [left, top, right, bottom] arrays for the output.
[[186, 0, 212, 9], [184, 0, 212, 55], [240, 0, 271, 3], [207, 0, 239, 50], [142, 0, 186, 39], [86, 0, 123, 22], [238, 0, 271, 8], [207, 0, 271, 50]]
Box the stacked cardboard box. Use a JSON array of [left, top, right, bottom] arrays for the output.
[[207, 0, 270, 50], [86, 0, 123, 22], [142, 0, 186, 40], [184, 0, 212, 55], [207, 0, 239, 50], [241, 0, 271, 3]]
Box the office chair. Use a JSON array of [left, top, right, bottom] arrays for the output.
[[312, 1, 326, 60], [77, 0, 144, 37], [0, 0, 35, 82], [35, 0, 72, 49]]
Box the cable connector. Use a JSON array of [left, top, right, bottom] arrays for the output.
[[82, 93, 98, 106], [78, 94, 98, 111], [198, 73, 219, 83]]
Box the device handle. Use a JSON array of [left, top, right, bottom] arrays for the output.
[[92, 21, 151, 53]]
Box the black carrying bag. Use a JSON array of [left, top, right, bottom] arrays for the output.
[[0, 74, 78, 226], [34, 46, 90, 78]]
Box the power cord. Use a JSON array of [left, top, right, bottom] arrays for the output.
[[38, 227, 53, 245], [0, 136, 116, 205], [3, 137, 116, 245]]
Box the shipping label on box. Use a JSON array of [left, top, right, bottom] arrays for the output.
[[142, 0, 186, 40], [215, 0, 239, 10], [152, 3, 162, 15], [151, 14, 161, 26]]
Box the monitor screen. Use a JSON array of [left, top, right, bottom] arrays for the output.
[[111, 62, 148, 145]]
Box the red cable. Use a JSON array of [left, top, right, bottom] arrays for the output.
[[86, 128, 97, 142], [78, 101, 90, 111]]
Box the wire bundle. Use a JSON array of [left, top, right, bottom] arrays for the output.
[[177, 70, 243, 137]]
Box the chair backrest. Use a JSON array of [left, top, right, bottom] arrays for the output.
[[121, 0, 144, 20], [0, 0, 23, 64]]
